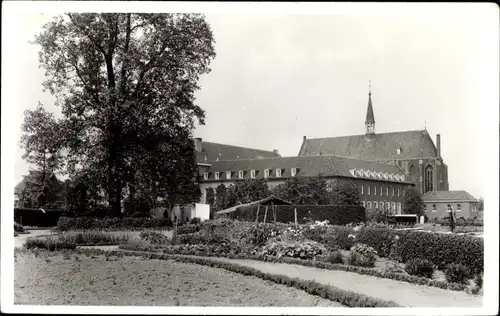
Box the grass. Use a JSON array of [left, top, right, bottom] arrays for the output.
[[15, 248, 343, 307]]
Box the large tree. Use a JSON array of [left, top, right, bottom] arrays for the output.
[[33, 13, 215, 216], [402, 188, 425, 216], [223, 179, 271, 209]]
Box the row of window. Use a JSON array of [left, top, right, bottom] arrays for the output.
[[427, 203, 479, 212], [349, 168, 406, 182], [361, 184, 401, 197], [361, 201, 401, 212], [203, 168, 298, 181]]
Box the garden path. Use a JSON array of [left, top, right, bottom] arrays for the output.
[[197, 257, 483, 308]]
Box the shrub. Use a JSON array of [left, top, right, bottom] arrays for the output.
[[382, 261, 407, 275], [190, 217, 201, 225], [176, 224, 200, 235], [325, 250, 344, 264], [347, 244, 377, 267], [444, 263, 471, 285], [174, 232, 207, 245], [261, 239, 326, 260], [404, 258, 435, 279], [14, 222, 25, 232], [57, 216, 172, 231], [474, 273, 483, 288], [25, 236, 76, 251], [139, 231, 169, 245]]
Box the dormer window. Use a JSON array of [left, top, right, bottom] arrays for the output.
[[250, 170, 256, 179], [357, 169, 364, 177], [349, 169, 356, 177], [238, 170, 244, 179], [215, 172, 220, 180], [276, 169, 282, 177], [264, 169, 270, 178], [203, 173, 209, 180], [226, 171, 232, 179], [383, 173, 388, 180], [291, 168, 297, 177], [397, 147, 402, 155]]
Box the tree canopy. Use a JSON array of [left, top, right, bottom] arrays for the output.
[[402, 188, 425, 216], [27, 13, 216, 216]]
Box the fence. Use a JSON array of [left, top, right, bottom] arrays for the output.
[[218, 204, 366, 226]]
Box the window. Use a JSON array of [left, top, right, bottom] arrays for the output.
[[380, 186, 383, 196], [392, 188, 395, 196], [276, 169, 282, 177], [397, 147, 401, 155], [361, 201, 366, 207], [374, 201, 378, 209], [392, 202, 396, 213], [291, 168, 297, 177], [203, 173, 209, 180], [386, 187, 389, 196], [397, 202, 402, 214], [409, 164, 416, 182], [457, 204, 462, 212], [447, 204, 452, 212], [380, 202, 384, 210], [367, 201, 372, 209], [250, 170, 256, 179], [215, 172, 220, 180], [226, 171, 232, 179], [432, 204, 436, 212], [368, 185, 371, 195], [374, 186, 377, 195], [424, 164, 434, 193], [264, 169, 270, 178], [386, 202, 391, 212], [397, 188, 400, 197], [361, 184, 364, 194], [238, 170, 244, 179]]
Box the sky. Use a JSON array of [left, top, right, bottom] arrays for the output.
[[3, 3, 499, 200]]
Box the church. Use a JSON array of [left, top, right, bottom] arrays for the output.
[[195, 85, 450, 213]]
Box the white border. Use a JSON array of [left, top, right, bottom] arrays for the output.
[[2, 2, 499, 315]]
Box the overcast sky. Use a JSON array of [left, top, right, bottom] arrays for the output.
[[3, 3, 498, 200]]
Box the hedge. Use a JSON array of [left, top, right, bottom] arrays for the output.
[[73, 248, 399, 307], [221, 204, 366, 226], [57, 216, 172, 231], [15, 208, 68, 227]]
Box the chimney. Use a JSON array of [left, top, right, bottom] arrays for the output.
[[194, 137, 203, 152], [273, 149, 279, 156], [436, 134, 441, 158]]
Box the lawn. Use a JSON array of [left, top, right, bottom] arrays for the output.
[[14, 250, 342, 307]]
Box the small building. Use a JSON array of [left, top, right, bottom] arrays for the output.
[[171, 203, 210, 223], [422, 190, 480, 219]]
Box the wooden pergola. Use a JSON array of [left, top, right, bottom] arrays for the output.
[[215, 195, 299, 225]]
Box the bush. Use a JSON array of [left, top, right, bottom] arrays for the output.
[[190, 217, 201, 225], [346, 244, 377, 267], [382, 261, 407, 275], [474, 273, 483, 288], [59, 230, 130, 245], [14, 222, 25, 232], [404, 258, 435, 279], [444, 263, 471, 285], [57, 216, 172, 231], [25, 236, 76, 251], [174, 232, 207, 245], [139, 231, 169, 245], [325, 250, 344, 264], [176, 224, 200, 235], [261, 239, 326, 260]]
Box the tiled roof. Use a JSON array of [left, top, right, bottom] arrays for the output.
[[298, 130, 438, 161], [196, 141, 280, 163], [200, 155, 411, 184], [422, 190, 478, 202]]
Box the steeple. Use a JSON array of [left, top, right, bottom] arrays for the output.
[[365, 80, 375, 135]]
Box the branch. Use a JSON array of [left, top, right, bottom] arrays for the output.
[[67, 13, 107, 56]]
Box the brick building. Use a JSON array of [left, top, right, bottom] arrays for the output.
[[422, 190, 480, 219]]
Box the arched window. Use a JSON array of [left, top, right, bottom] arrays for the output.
[[367, 201, 372, 209], [424, 164, 434, 193], [409, 164, 416, 182]]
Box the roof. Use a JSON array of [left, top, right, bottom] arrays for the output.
[[201, 155, 412, 184], [299, 130, 438, 161], [196, 141, 280, 163], [216, 195, 292, 215], [422, 190, 478, 202]]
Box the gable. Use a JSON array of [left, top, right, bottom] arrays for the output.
[[299, 130, 438, 161]]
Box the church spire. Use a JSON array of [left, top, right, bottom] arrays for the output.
[[365, 80, 375, 135]]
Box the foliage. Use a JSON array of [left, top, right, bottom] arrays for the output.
[[14, 222, 25, 233], [366, 207, 391, 224], [57, 216, 172, 231], [189, 217, 201, 225], [444, 263, 471, 285], [58, 230, 130, 245], [474, 273, 483, 289], [431, 217, 483, 227], [453, 226, 483, 233], [33, 13, 215, 216], [478, 197, 484, 212], [214, 184, 227, 211], [260, 239, 327, 260], [222, 179, 271, 209], [15, 171, 65, 209], [174, 232, 207, 245], [205, 187, 215, 207], [347, 243, 377, 267], [176, 224, 201, 235], [139, 231, 169, 244], [404, 258, 435, 278], [25, 236, 76, 251], [402, 188, 424, 216], [327, 179, 362, 206], [325, 250, 344, 264], [382, 261, 407, 275]]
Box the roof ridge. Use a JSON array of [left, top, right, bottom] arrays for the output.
[[305, 129, 427, 141], [202, 141, 277, 154]]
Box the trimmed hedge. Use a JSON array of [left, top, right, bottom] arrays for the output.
[[15, 208, 68, 227], [57, 216, 172, 231], [221, 205, 366, 226], [76, 248, 398, 307]]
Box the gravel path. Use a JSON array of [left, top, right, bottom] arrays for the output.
[[14, 251, 342, 307], [202, 257, 483, 307]]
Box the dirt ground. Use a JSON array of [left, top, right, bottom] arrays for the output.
[[14, 250, 342, 307]]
